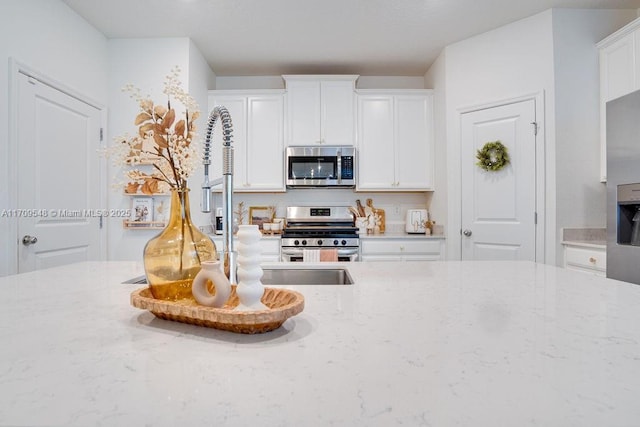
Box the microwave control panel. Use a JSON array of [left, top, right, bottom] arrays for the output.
[[341, 156, 354, 179]]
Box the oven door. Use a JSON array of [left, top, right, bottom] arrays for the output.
[[281, 247, 359, 262]]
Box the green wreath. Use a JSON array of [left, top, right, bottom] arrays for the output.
[[476, 141, 510, 172]]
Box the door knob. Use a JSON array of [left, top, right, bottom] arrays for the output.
[[22, 235, 38, 246], [462, 229, 472, 237]]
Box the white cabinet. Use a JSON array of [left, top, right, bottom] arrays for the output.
[[208, 90, 285, 192], [562, 243, 606, 277], [210, 236, 281, 263], [356, 90, 434, 191], [360, 237, 444, 261], [598, 18, 640, 182], [283, 75, 358, 146]]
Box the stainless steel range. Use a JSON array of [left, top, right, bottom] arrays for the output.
[[281, 206, 359, 262]]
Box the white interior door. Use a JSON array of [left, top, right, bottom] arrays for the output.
[[17, 72, 103, 273], [461, 99, 536, 261]]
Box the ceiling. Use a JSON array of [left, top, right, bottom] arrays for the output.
[[62, 0, 640, 76]]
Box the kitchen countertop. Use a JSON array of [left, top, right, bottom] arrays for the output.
[[359, 232, 445, 239], [1, 260, 639, 425], [561, 240, 606, 249]]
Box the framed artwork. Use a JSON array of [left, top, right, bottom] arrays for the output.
[[131, 197, 153, 222], [249, 206, 271, 230]]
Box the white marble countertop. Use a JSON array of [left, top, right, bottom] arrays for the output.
[[1, 260, 639, 426], [359, 232, 446, 239], [561, 240, 607, 249]]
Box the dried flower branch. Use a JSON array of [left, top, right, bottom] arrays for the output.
[[106, 66, 200, 194]]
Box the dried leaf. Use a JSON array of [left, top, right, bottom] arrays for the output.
[[175, 119, 186, 137], [147, 179, 159, 194], [140, 99, 153, 114], [154, 105, 168, 117], [160, 109, 175, 131], [134, 112, 151, 125], [139, 123, 154, 138], [125, 182, 140, 194], [141, 180, 154, 195], [153, 132, 168, 148], [190, 111, 200, 121]]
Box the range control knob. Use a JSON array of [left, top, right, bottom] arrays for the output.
[[302, 240, 307, 246], [294, 240, 300, 246], [333, 239, 339, 246], [341, 240, 347, 246], [317, 240, 323, 246]]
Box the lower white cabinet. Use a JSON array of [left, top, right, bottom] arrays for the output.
[[562, 243, 606, 277], [210, 236, 281, 263], [360, 238, 444, 261]]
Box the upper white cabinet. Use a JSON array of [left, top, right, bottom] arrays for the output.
[[598, 18, 640, 182], [283, 75, 358, 146], [208, 90, 285, 192], [356, 90, 434, 191]]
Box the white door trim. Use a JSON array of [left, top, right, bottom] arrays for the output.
[[447, 91, 546, 263], [7, 58, 108, 275]]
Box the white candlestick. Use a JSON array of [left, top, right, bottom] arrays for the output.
[[235, 225, 267, 311]]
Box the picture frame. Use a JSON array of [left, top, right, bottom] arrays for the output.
[[249, 206, 272, 230], [131, 197, 154, 222]]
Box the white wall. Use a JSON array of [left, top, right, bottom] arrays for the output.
[[0, 0, 108, 276], [424, 52, 447, 232], [188, 38, 218, 228], [106, 38, 215, 261], [552, 9, 636, 265], [425, 8, 636, 264], [430, 10, 556, 261]]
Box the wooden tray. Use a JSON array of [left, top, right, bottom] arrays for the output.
[[131, 286, 304, 334]]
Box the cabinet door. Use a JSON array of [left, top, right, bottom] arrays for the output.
[[357, 95, 395, 190], [246, 95, 285, 191], [321, 80, 355, 145], [602, 33, 635, 102], [600, 32, 636, 182], [207, 95, 247, 189], [395, 95, 434, 190], [286, 80, 321, 145]]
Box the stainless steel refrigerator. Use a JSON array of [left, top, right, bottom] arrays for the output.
[[606, 90, 640, 285]]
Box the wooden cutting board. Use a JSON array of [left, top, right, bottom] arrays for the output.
[[366, 199, 385, 233]]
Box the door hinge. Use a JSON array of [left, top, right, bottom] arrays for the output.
[[99, 215, 103, 229], [99, 127, 104, 142], [531, 121, 538, 136], [534, 212, 538, 225]]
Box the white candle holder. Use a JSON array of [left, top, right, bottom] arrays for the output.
[[235, 225, 267, 311]]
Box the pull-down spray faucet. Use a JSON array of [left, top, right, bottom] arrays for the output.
[[202, 106, 236, 284]]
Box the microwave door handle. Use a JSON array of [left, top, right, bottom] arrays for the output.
[[337, 149, 342, 184]]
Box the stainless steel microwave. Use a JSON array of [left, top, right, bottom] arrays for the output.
[[285, 146, 356, 188]]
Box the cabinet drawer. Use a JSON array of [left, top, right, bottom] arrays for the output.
[[564, 246, 606, 272], [361, 239, 441, 255], [259, 239, 281, 255]]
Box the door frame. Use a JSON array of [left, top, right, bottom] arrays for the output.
[[7, 58, 108, 275], [449, 91, 547, 263]]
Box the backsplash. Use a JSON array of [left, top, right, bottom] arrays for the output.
[[562, 227, 606, 243], [208, 189, 436, 230]]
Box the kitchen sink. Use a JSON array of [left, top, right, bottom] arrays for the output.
[[261, 267, 353, 285], [123, 267, 354, 286]]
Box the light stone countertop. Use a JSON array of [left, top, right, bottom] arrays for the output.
[[359, 232, 446, 239], [1, 260, 639, 426]]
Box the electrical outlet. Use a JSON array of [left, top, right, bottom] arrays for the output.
[[394, 205, 401, 215]]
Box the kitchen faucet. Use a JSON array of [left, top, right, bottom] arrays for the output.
[[202, 106, 236, 284]]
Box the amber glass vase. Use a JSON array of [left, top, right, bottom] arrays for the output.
[[143, 188, 217, 301]]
